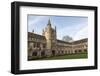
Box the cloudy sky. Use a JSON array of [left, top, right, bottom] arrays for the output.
[[28, 15, 88, 40]]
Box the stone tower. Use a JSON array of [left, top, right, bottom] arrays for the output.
[[42, 19, 57, 50]]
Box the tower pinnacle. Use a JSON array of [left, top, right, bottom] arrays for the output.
[[32, 29, 34, 33], [55, 26, 56, 30], [47, 18, 51, 26]]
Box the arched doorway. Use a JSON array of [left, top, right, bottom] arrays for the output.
[[78, 50, 82, 53], [41, 51, 45, 57], [84, 49, 87, 52], [32, 51, 37, 56], [52, 50, 55, 56], [75, 50, 78, 53], [61, 51, 64, 55]]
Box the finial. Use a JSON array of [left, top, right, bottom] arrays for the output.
[[55, 26, 56, 30], [47, 18, 51, 25], [42, 29, 44, 32], [32, 29, 34, 32], [42, 29, 45, 35]]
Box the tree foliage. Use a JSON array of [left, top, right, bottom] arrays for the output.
[[62, 35, 73, 42]]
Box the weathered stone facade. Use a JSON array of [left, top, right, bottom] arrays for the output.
[[28, 19, 88, 60]]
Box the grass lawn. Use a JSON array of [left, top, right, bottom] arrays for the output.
[[29, 53, 88, 61]]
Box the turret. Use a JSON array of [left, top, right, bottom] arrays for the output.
[[44, 19, 52, 49], [44, 19, 57, 50], [42, 29, 45, 36], [32, 29, 34, 33], [55, 26, 57, 40], [47, 18, 51, 26], [55, 26, 56, 36]]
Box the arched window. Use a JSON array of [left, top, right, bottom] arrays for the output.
[[43, 44, 46, 48], [62, 51, 63, 54], [37, 43, 40, 48]]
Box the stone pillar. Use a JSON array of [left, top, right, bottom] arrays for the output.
[[40, 43, 43, 50]]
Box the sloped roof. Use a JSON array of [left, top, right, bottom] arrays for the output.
[[72, 38, 88, 44], [57, 39, 71, 44], [28, 32, 46, 40], [28, 32, 88, 44], [57, 38, 88, 44]]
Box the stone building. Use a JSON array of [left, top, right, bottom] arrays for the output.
[[28, 19, 88, 60]]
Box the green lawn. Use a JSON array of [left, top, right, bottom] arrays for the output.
[[29, 53, 88, 61]]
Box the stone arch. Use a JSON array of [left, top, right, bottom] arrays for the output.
[[32, 51, 37, 56], [61, 51, 63, 54], [52, 50, 56, 56], [78, 50, 82, 53], [41, 51, 45, 57], [84, 49, 87, 52], [75, 50, 78, 53]]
